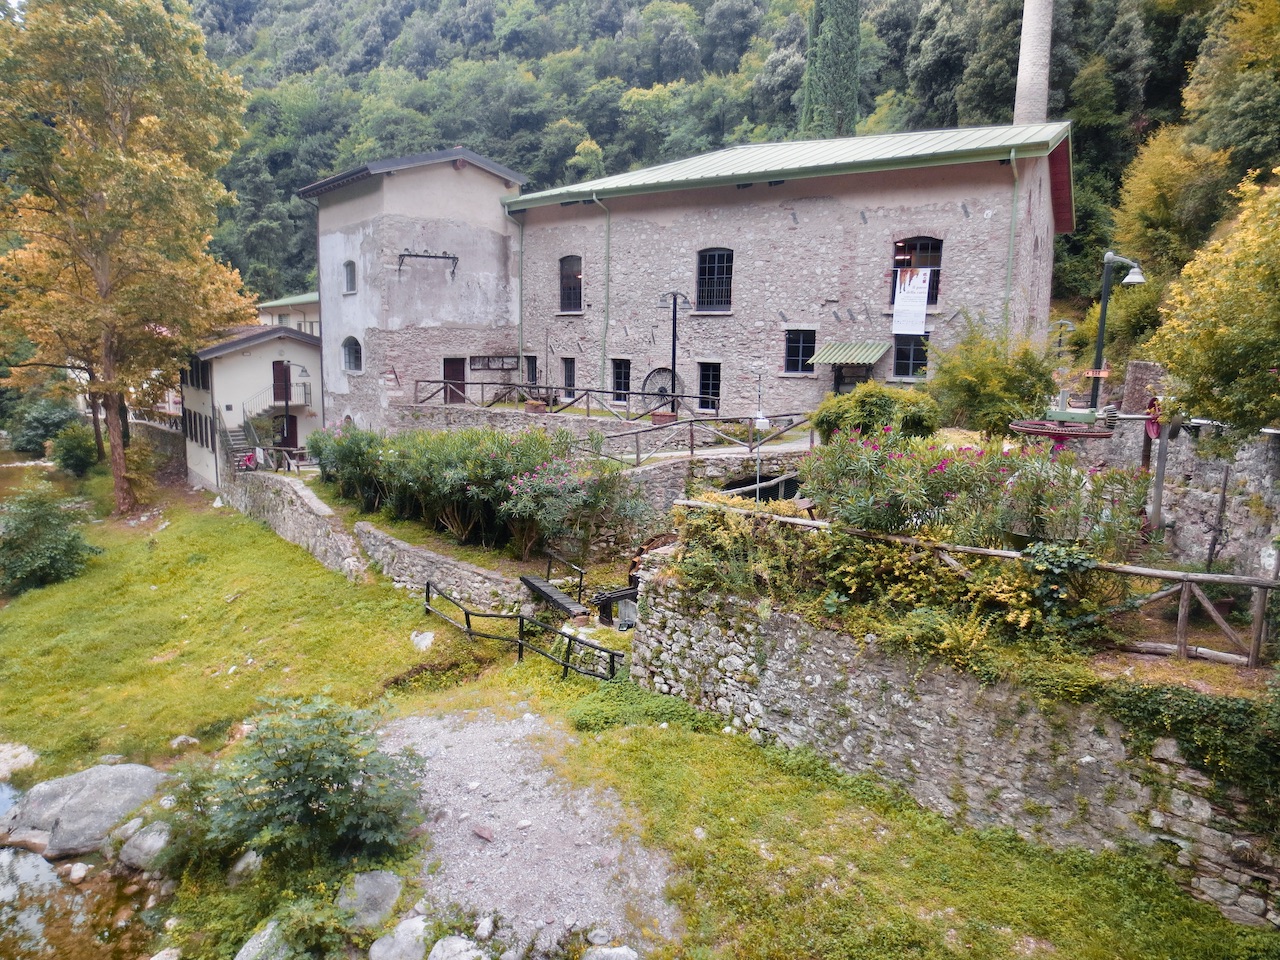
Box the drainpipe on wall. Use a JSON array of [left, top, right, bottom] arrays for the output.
[[1003, 147, 1019, 326], [592, 192, 612, 392], [504, 208, 525, 374]]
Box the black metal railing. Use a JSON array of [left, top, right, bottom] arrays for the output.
[[423, 580, 625, 680]]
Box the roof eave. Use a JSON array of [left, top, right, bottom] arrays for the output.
[[505, 137, 1071, 213]]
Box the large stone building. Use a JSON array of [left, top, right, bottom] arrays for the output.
[[300, 122, 1074, 429]]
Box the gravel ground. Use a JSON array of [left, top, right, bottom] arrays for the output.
[[381, 707, 683, 957]]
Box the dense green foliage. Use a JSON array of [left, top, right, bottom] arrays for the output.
[[671, 498, 1280, 839], [797, 429, 1149, 560], [924, 321, 1056, 436], [51, 422, 98, 477], [810, 382, 940, 442], [169, 698, 423, 865], [309, 424, 650, 557], [8, 396, 81, 454], [187, 0, 1280, 308], [1148, 172, 1280, 440], [0, 483, 102, 594]]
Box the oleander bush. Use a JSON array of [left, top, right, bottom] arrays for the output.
[[811, 382, 941, 442]]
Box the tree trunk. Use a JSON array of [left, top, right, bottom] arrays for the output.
[[103, 389, 137, 514], [89, 391, 106, 462]]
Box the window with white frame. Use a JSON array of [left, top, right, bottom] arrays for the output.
[[343, 260, 357, 294], [342, 336, 363, 372]]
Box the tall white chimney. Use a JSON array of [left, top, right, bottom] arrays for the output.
[[1013, 0, 1053, 124]]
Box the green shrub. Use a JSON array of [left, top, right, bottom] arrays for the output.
[[170, 698, 424, 867], [811, 382, 940, 442], [51, 422, 97, 477], [10, 397, 81, 454], [925, 320, 1055, 437], [0, 483, 102, 595], [568, 678, 718, 732]]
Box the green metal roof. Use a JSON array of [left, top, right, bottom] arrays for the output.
[[259, 292, 319, 309], [809, 341, 892, 365], [505, 122, 1072, 212]]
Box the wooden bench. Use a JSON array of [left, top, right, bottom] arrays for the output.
[[519, 575, 590, 619]]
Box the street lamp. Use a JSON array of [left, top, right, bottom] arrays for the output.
[[661, 292, 691, 413], [1088, 251, 1146, 409], [753, 373, 770, 503]]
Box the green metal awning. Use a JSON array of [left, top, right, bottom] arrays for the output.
[[809, 341, 891, 365]]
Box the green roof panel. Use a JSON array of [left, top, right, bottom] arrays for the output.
[[809, 341, 892, 365], [505, 122, 1072, 211]]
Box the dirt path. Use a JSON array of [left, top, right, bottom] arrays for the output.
[[381, 707, 682, 956]]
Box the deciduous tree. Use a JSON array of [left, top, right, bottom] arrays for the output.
[[0, 0, 261, 512], [1147, 172, 1280, 440]]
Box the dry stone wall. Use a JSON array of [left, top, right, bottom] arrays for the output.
[[632, 565, 1280, 927], [356, 524, 528, 615], [221, 472, 367, 579]]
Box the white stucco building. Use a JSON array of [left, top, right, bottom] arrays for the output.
[[181, 325, 322, 488]]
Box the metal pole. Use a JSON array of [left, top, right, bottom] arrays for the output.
[[1089, 259, 1116, 409], [670, 294, 678, 413]]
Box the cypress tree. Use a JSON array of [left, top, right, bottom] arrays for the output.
[[800, 0, 861, 137]]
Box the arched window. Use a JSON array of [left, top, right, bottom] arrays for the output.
[[890, 237, 942, 304], [696, 248, 733, 311], [342, 336, 363, 372], [559, 255, 582, 312], [343, 260, 357, 294]]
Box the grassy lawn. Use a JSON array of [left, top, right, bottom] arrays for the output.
[[4, 479, 1278, 959], [0, 486, 504, 782], [395, 666, 1280, 960]]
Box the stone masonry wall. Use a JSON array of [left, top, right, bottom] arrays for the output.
[[221, 472, 367, 579], [632, 563, 1279, 927], [1078, 360, 1280, 579], [356, 523, 529, 615], [129, 421, 185, 466]]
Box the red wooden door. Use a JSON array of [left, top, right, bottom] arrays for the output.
[[272, 360, 291, 402]]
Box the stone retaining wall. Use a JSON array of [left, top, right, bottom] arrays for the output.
[[221, 472, 367, 579], [129, 421, 185, 466], [355, 523, 528, 614], [632, 563, 1279, 928], [629, 450, 812, 516]]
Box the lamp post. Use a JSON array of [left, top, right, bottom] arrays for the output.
[[753, 373, 770, 502], [1089, 251, 1146, 410], [662, 292, 691, 413]]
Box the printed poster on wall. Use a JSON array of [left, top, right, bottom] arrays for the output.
[[891, 268, 932, 335]]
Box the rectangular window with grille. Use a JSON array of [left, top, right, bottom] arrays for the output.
[[893, 334, 929, 377], [698, 363, 721, 411], [562, 358, 576, 399], [559, 256, 583, 312], [696, 248, 733, 311], [611, 359, 631, 402], [784, 330, 816, 373], [891, 237, 943, 305]]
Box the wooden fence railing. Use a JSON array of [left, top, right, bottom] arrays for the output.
[[673, 498, 1277, 668]]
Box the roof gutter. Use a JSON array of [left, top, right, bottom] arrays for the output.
[[504, 207, 525, 371], [1003, 147, 1019, 326]]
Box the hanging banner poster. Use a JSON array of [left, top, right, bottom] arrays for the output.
[[891, 268, 932, 335]]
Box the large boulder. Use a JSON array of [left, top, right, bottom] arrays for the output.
[[234, 920, 288, 960], [0, 763, 165, 859], [369, 917, 431, 960], [119, 820, 173, 872], [336, 870, 403, 931]]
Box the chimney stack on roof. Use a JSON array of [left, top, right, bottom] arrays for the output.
[[1013, 0, 1054, 125]]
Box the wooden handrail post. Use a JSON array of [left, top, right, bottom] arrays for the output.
[[1175, 580, 1192, 658], [562, 636, 574, 679], [518, 617, 525, 662], [1250, 586, 1267, 667]]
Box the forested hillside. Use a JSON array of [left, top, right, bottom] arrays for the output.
[[197, 0, 1279, 328]]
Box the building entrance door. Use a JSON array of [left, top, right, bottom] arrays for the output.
[[443, 358, 466, 403]]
